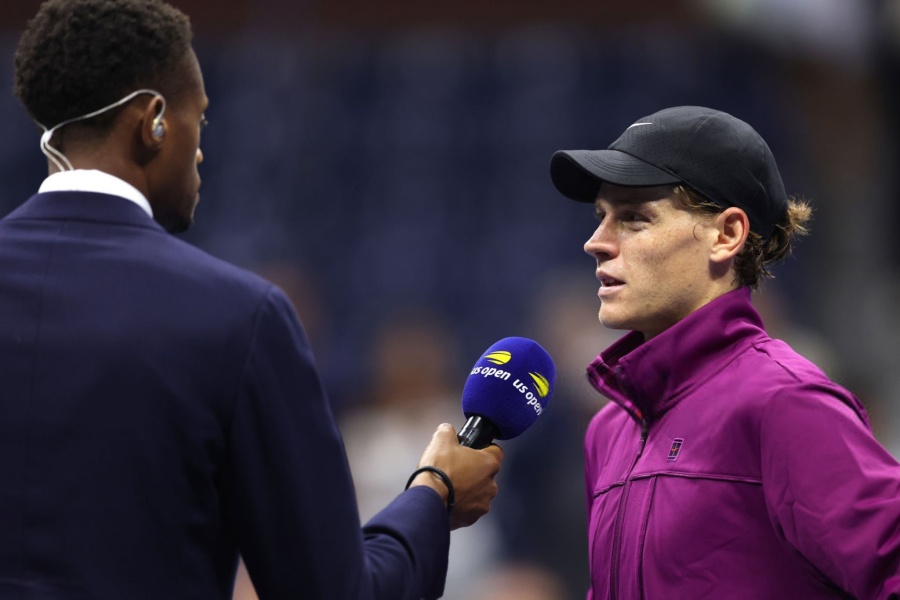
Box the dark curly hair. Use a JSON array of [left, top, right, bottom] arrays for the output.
[[14, 0, 192, 135], [673, 185, 812, 290]]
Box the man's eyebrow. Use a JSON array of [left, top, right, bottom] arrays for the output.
[[594, 197, 656, 209]]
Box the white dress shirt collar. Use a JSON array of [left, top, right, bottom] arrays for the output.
[[39, 170, 154, 218]]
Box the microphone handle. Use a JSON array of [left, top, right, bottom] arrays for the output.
[[457, 415, 500, 449]]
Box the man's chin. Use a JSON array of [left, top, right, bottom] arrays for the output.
[[166, 220, 193, 234], [157, 212, 194, 234], [599, 312, 635, 332]]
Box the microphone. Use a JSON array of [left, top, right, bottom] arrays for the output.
[[457, 337, 556, 449]]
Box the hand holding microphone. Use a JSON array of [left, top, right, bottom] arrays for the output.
[[410, 337, 555, 529], [413, 424, 502, 529]]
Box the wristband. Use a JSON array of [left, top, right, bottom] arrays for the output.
[[405, 466, 455, 514]]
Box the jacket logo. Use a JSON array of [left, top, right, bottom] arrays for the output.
[[667, 438, 684, 461]]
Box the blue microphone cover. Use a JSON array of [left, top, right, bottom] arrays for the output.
[[461, 337, 556, 440]]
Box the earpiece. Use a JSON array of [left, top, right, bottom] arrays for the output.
[[37, 88, 167, 171]]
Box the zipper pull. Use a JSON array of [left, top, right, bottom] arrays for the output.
[[633, 408, 648, 441], [635, 416, 649, 460]]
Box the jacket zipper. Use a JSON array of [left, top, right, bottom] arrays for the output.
[[609, 414, 648, 600]]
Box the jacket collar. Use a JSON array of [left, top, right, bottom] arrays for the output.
[[4, 191, 164, 232], [586, 287, 769, 422]]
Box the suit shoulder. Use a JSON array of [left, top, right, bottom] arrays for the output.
[[146, 234, 273, 296]]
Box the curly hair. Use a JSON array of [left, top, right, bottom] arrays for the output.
[[672, 185, 812, 290], [14, 0, 192, 135]]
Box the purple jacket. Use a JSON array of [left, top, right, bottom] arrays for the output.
[[584, 288, 900, 599]]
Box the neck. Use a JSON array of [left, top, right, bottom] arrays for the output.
[[49, 157, 150, 201]]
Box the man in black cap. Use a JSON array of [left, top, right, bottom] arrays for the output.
[[550, 106, 900, 599]]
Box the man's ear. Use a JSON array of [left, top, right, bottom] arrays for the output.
[[140, 96, 166, 147], [710, 207, 750, 264]]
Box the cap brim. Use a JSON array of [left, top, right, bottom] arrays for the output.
[[550, 149, 681, 202]]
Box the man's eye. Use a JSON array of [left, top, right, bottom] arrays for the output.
[[594, 211, 606, 223], [200, 116, 209, 130]]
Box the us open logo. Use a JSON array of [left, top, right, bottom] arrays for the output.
[[528, 372, 550, 398], [471, 347, 550, 415], [484, 351, 512, 365], [512, 370, 549, 416], [470, 348, 512, 381]]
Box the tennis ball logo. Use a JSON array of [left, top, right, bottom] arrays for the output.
[[529, 372, 550, 398], [484, 351, 512, 365]]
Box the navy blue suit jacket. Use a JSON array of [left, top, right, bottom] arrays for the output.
[[0, 191, 450, 599]]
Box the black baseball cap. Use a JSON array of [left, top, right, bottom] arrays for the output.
[[549, 106, 788, 240]]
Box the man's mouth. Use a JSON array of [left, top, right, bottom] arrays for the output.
[[598, 274, 623, 287]]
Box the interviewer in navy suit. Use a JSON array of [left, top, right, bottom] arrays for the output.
[[0, 1, 503, 598]]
